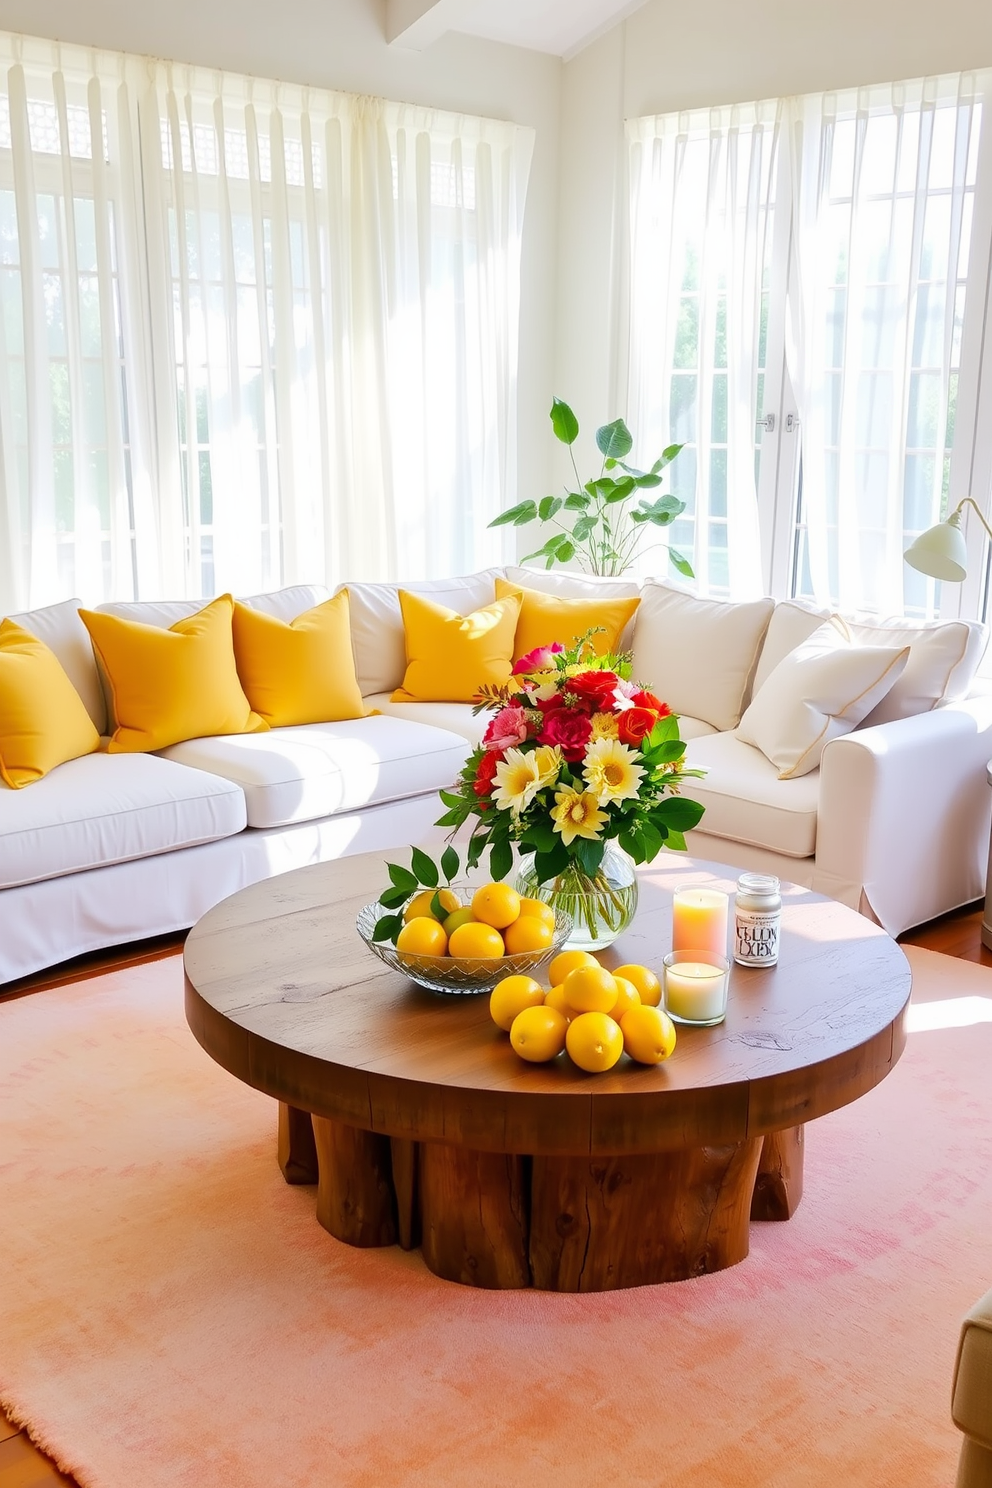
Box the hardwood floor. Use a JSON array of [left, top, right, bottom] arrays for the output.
[[1, 900, 989, 1485]]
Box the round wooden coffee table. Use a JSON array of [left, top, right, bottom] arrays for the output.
[[183, 850, 911, 1292]]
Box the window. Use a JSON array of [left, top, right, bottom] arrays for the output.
[[627, 72, 992, 621]]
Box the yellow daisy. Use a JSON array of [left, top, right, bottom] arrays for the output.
[[493, 747, 547, 816], [532, 744, 564, 789], [582, 737, 645, 804], [589, 711, 620, 741], [551, 787, 609, 846]]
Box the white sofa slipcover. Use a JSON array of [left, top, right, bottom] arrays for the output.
[[2, 569, 991, 986]]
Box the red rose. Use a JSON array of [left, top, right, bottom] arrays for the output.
[[632, 689, 671, 718], [567, 670, 619, 713], [537, 692, 566, 713], [618, 706, 659, 746], [538, 708, 593, 762], [473, 751, 499, 799]]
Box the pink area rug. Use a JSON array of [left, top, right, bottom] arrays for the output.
[[1, 947, 990, 1488]]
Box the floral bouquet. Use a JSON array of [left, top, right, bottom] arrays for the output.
[[437, 633, 706, 946]]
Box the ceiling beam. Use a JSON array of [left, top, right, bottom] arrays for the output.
[[385, 0, 468, 50]]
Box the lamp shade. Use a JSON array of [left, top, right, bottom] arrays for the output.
[[903, 513, 968, 582]]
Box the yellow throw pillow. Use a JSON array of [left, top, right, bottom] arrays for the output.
[[495, 576, 640, 662], [392, 590, 521, 703], [0, 619, 101, 788], [80, 594, 267, 753], [232, 593, 365, 726]]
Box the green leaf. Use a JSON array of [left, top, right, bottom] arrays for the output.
[[534, 842, 571, 883], [378, 885, 410, 910], [372, 913, 403, 944], [489, 838, 513, 882], [430, 891, 443, 919], [520, 819, 558, 854], [665, 829, 687, 852], [435, 808, 464, 828], [571, 514, 597, 542], [661, 443, 683, 465], [410, 847, 439, 887], [539, 495, 563, 522], [603, 477, 636, 504], [555, 541, 575, 564], [573, 838, 606, 878], [649, 714, 679, 744], [630, 510, 649, 525], [655, 796, 705, 831], [550, 397, 579, 445], [650, 740, 687, 764], [633, 472, 663, 488], [438, 788, 464, 809], [489, 499, 537, 529], [563, 491, 591, 511], [595, 418, 633, 460], [386, 863, 418, 893], [522, 533, 570, 564], [668, 547, 695, 578], [440, 845, 460, 883]]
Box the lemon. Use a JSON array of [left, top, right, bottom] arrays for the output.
[[517, 897, 557, 931], [448, 921, 505, 959], [403, 887, 460, 924], [543, 984, 573, 1018], [396, 917, 447, 959], [563, 964, 618, 1015], [510, 1005, 568, 1062], [612, 962, 662, 1008], [548, 949, 598, 987], [566, 1011, 624, 1073], [503, 916, 555, 955], [471, 882, 522, 929], [620, 1005, 677, 1064], [490, 975, 545, 1031], [611, 975, 641, 1021], [442, 906, 475, 937]]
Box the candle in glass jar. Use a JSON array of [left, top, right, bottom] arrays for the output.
[[663, 956, 729, 1025], [672, 887, 729, 961]]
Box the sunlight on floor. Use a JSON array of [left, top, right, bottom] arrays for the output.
[[906, 996, 992, 1033]]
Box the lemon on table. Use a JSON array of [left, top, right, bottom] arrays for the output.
[[490, 975, 545, 1031], [510, 1005, 568, 1063], [611, 975, 641, 1021], [620, 1004, 677, 1064], [543, 985, 573, 1018], [517, 897, 557, 931], [503, 916, 555, 956], [448, 921, 505, 959], [442, 906, 475, 937], [403, 887, 460, 923], [612, 962, 662, 1008], [566, 1011, 624, 1073], [548, 949, 598, 987], [471, 882, 522, 929], [396, 917, 448, 959], [563, 964, 618, 1015]]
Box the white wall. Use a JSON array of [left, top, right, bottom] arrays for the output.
[[0, 0, 562, 544], [555, 0, 992, 473]]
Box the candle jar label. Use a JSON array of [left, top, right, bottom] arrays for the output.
[[734, 908, 780, 966]]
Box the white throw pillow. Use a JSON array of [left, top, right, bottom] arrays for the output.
[[737, 618, 910, 778], [240, 584, 331, 621], [631, 583, 775, 732], [848, 615, 988, 725], [752, 599, 832, 694], [338, 569, 504, 697]]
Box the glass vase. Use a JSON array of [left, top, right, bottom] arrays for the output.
[[514, 843, 638, 952]]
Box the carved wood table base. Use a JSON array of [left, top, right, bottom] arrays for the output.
[[281, 1104, 806, 1290]]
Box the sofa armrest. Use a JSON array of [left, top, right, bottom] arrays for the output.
[[814, 697, 992, 936]]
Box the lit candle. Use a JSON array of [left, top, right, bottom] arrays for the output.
[[663, 955, 729, 1025], [672, 887, 729, 961]]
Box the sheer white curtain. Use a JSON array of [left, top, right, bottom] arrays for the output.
[[0, 33, 533, 610], [626, 101, 780, 597], [785, 74, 987, 615]]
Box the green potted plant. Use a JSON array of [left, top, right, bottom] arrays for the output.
[[490, 398, 691, 579]]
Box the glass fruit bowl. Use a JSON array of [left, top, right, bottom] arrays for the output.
[[355, 899, 573, 995]]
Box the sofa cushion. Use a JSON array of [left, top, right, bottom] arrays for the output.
[[503, 566, 641, 649], [737, 618, 909, 778], [849, 614, 987, 725], [363, 695, 489, 745], [683, 731, 820, 858], [392, 590, 520, 703], [160, 716, 471, 829], [0, 752, 246, 889], [232, 593, 364, 726], [338, 570, 504, 698], [495, 576, 640, 663], [9, 598, 107, 733], [0, 621, 101, 788], [631, 582, 774, 731], [953, 1286, 992, 1451], [752, 599, 830, 693], [241, 584, 331, 621]]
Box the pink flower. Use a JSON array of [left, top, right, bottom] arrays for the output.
[[482, 705, 531, 753], [513, 642, 565, 676], [538, 708, 593, 763]]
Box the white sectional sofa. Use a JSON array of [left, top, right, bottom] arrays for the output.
[[2, 566, 991, 985]]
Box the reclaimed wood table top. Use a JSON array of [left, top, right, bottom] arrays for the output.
[[183, 850, 912, 1158]]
